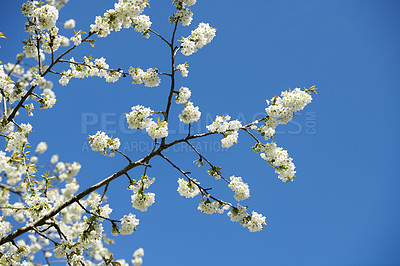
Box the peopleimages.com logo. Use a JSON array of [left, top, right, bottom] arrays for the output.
[[81, 111, 317, 136]]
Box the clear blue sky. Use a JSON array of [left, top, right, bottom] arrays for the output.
[[1, 0, 400, 265]]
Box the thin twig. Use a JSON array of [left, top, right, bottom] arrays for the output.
[[76, 201, 119, 223], [149, 29, 171, 47], [158, 153, 233, 208], [115, 150, 132, 164], [184, 140, 230, 183]]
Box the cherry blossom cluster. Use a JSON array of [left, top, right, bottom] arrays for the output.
[[146, 120, 169, 139], [5, 123, 32, 152], [21, 1, 59, 32], [2, 62, 56, 113], [0, 65, 15, 101], [89, 131, 121, 157], [175, 86, 191, 104], [90, 0, 150, 38], [207, 115, 242, 148], [256, 88, 313, 140], [125, 105, 169, 139], [59, 57, 123, 86], [64, 19, 76, 29], [176, 62, 189, 77], [129, 175, 156, 212], [0, 142, 114, 264], [118, 213, 140, 235], [198, 197, 230, 215], [132, 247, 145, 266], [254, 142, 296, 182], [227, 204, 267, 232], [170, 0, 197, 26], [129, 67, 161, 87], [126, 105, 153, 129], [177, 178, 200, 198], [180, 23, 216, 56], [35, 141, 48, 154], [228, 176, 250, 201], [179, 101, 201, 124]]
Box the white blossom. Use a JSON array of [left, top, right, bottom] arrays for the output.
[[119, 214, 140, 235], [50, 154, 59, 164], [176, 63, 189, 77], [126, 105, 153, 129], [88, 131, 120, 156], [198, 200, 220, 215], [242, 211, 266, 232], [131, 192, 155, 212], [181, 23, 216, 56], [129, 67, 160, 87], [64, 19, 75, 29], [257, 142, 296, 182], [179, 102, 201, 124], [228, 176, 250, 201], [221, 131, 238, 148], [146, 120, 168, 139], [175, 86, 191, 104], [35, 142, 48, 154], [177, 178, 200, 198]]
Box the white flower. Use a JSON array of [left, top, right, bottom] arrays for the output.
[[242, 211, 266, 232], [259, 142, 296, 182], [60, 36, 70, 46], [90, 0, 149, 38], [131, 257, 143, 266], [132, 15, 152, 37], [179, 102, 201, 124], [181, 23, 216, 56], [56, 162, 66, 172], [32, 4, 59, 31], [31, 72, 44, 87], [26, 193, 50, 221], [35, 142, 48, 154], [88, 131, 120, 156], [0, 217, 12, 238], [6, 123, 32, 152], [176, 63, 189, 77], [207, 115, 231, 133], [177, 178, 200, 198], [50, 154, 59, 164], [70, 33, 82, 46], [61, 182, 79, 200], [128, 175, 155, 193], [126, 105, 153, 129], [42, 33, 62, 54], [146, 120, 168, 139], [25, 103, 34, 116], [227, 204, 248, 222], [59, 70, 72, 86], [228, 176, 250, 201], [131, 192, 155, 212], [221, 131, 238, 148], [198, 200, 220, 215], [63, 19, 76, 29], [30, 156, 38, 163], [119, 214, 140, 235], [129, 67, 160, 87], [39, 89, 57, 109], [174, 8, 193, 26], [266, 88, 312, 125], [133, 248, 144, 258], [175, 86, 191, 104]]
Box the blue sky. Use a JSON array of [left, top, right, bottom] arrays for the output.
[[1, 0, 400, 265]]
